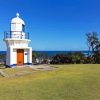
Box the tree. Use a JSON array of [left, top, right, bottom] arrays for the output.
[[93, 43, 100, 63], [86, 32, 100, 63], [86, 32, 99, 56]]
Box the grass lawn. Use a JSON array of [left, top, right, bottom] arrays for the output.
[[0, 64, 100, 100]]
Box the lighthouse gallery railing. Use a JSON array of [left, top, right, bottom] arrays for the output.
[[4, 31, 29, 39]]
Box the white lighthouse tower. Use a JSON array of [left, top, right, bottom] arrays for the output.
[[4, 13, 32, 67]]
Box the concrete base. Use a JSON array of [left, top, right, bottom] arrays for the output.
[[6, 63, 32, 68]]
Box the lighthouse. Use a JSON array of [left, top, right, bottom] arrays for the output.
[[4, 13, 32, 67]]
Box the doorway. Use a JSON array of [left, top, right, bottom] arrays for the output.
[[17, 49, 24, 66]]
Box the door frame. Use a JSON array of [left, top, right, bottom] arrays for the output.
[[17, 49, 24, 66]]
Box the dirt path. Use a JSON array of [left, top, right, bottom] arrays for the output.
[[0, 64, 54, 78], [0, 69, 9, 77], [30, 64, 53, 71]]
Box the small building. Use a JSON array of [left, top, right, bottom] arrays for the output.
[[4, 13, 32, 67]]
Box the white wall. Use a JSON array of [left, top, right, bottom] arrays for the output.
[[6, 47, 10, 66], [24, 48, 32, 64], [9, 47, 16, 65], [28, 47, 32, 63], [6, 47, 32, 66], [24, 49, 28, 64], [6, 47, 14, 66], [6, 40, 29, 48], [12, 49, 17, 64]]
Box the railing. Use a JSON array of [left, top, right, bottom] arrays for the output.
[[4, 31, 29, 39]]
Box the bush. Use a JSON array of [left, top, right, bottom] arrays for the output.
[[50, 52, 86, 64]]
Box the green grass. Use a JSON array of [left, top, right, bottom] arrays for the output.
[[0, 64, 100, 100]]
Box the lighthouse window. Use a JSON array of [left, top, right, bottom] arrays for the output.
[[22, 24, 25, 32]]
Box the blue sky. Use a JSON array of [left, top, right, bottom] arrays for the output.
[[0, 0, 100, 51]]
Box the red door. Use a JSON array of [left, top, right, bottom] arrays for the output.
[[17, 49, 24, 66]]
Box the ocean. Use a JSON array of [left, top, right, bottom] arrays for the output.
[[0, 51, 89, 56]]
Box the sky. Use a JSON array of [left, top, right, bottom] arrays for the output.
[[0, 0, 100, 51]]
